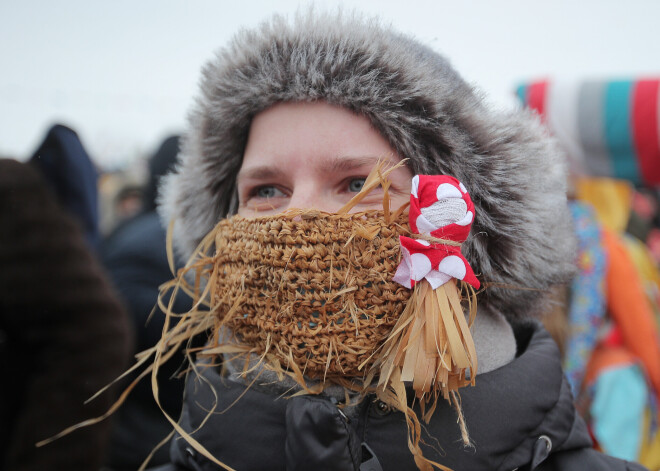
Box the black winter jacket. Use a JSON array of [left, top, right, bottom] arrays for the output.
[[155, 322, 646, 471]]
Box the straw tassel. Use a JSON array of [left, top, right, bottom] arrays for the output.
[[374, 276, 478, 470], [377, 278, 477, 407]]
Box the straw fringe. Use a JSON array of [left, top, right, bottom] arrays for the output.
[[372, 277, 478, 459]]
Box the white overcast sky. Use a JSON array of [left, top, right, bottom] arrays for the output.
[[1, 0, 658, 168]]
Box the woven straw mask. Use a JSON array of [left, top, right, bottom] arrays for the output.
[[208, 209, 411, 379]]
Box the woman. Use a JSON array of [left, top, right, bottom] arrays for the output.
[[153, 10, 645, 471]]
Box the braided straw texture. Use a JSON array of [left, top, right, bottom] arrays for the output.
[[209, 209, 411, 379]]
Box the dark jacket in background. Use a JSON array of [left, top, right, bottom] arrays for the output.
[[143, 136, 180, 214], [0, 159, 131, 471], [102, 212, 194, 469], [102, 136, 202, 470], [29, 124, 100, 250]]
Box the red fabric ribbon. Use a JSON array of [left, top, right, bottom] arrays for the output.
[[393, 175, 480, 290]]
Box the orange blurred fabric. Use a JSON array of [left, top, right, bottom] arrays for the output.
[[603, 229, 660, 399]]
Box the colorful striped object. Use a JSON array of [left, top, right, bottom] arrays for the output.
[[517, 79, 660, 186]]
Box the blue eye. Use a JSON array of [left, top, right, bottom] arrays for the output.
[[348, 178, 366, 193], [255, 186, 285, 198]]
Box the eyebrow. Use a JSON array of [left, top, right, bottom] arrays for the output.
[[237, 155, 390, 182], [321, 155, 385, 173], [236, 166, 286, 182]]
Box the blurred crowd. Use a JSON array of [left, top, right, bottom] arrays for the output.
[[1, 77, 659, 471], [519, 78, 660, 469], [0, 125, 195, 471]]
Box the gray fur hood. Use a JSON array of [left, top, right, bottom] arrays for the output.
[[160, 10, 576, 321]]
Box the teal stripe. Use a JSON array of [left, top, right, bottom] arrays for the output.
[[604, 80, 640, 184], [515, 83, 528, 106]]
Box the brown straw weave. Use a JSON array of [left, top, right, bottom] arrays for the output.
[[209, 209, 411, 379]]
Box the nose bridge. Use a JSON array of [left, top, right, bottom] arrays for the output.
[[288, 180, 334, 213]]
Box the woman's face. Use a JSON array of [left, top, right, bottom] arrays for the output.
[[237, 101, 412, 217]]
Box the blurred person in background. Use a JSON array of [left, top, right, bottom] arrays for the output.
[[102, 135, 201, 470], [29, 124, 102, 252], [0, 157, 131, 470], [99, 172, 145, 238], [112, 185, 145, 228]]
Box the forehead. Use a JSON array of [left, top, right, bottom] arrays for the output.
[[240, 101, 400, 174]]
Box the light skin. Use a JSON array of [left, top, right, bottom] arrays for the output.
[[237, 101, 413, 217]]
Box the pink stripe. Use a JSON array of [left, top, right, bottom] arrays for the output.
[[632, 79, 660, 185], [527, 80, 549, 121]]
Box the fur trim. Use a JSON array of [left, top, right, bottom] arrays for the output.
[[160, 10, 576, 321]]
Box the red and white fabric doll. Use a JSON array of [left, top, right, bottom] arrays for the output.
[[393, 175, 480, 290]]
